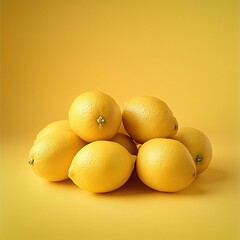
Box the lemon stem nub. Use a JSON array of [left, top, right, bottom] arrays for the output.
[[97, 115, 105, 125], [28, 158, 34, 165], [195, 155, 203, 165]]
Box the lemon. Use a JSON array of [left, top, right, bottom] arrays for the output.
[[28, 131, 87, 181], [118, 121, 128, 135], [35, 120, 72, 141], [122, 96, 178, 143], [68, 141, 136, 193], [136, 138, 196, 192], [111, 132, 138, 155], [68, 91, 121, 142], [172, 127, 212, 174]]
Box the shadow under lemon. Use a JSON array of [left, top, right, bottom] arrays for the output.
[[46, 166, 228, 197], [176, 166, 229, 196], [47, 171, 156, 196]]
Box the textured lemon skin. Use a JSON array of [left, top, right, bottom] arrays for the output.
[[172, 127, 212, 174], [29, 132, 87, 181], [136, 138, 196, 192], [35, 120, 72, 142], [68, 141, 136, 193], [111, 132, 138, 155], [68, 91, 121, 142], [122, 96, 178, 144]]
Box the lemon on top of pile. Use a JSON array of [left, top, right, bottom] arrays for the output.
[[28, 91, 212, 193], [68, 91, 122, 142], [122, 96, 178, 143]]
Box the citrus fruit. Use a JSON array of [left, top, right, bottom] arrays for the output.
[[118, 121, 128, 135], [68, 141, 136, 193], [36, 120, 72, 141], [111, 132, 138, 155], [136, 138, 196, 192], [172, 127, 212, 174], [28, 131, 87, 181], [122, 96, 178, 143], [68, 91, 121, 142]]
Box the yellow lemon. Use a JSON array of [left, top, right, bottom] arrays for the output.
[[111, 132, 138, 155], [68, 91, 121, 142], [28, 131, 87, 181], [118, 121, 128, 135], [36, 120, 72, 141], [136, 138, 196, 192], [68, 141, 136, 193], [172, 127, 212, 174], [122, 96, 178, 143]]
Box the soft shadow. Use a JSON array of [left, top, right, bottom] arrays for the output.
[[196, 167, 228, 184], [101, 173, 157, 197], [175, 180, 208, 196], [46, 178, 78, 189], [43, 173, 157, 197], [92, 173, 207, 198], [45, 167, 228, 197], [177, 167, 229, 196], [105, 166, 228, 197]]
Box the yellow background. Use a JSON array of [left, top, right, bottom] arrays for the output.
[[1, 0, 240, 239]]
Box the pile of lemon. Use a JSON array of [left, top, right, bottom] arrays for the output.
[[28, 91, 212, 193]]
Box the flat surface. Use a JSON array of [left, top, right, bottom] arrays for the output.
[[1, 1, 240, 240]]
